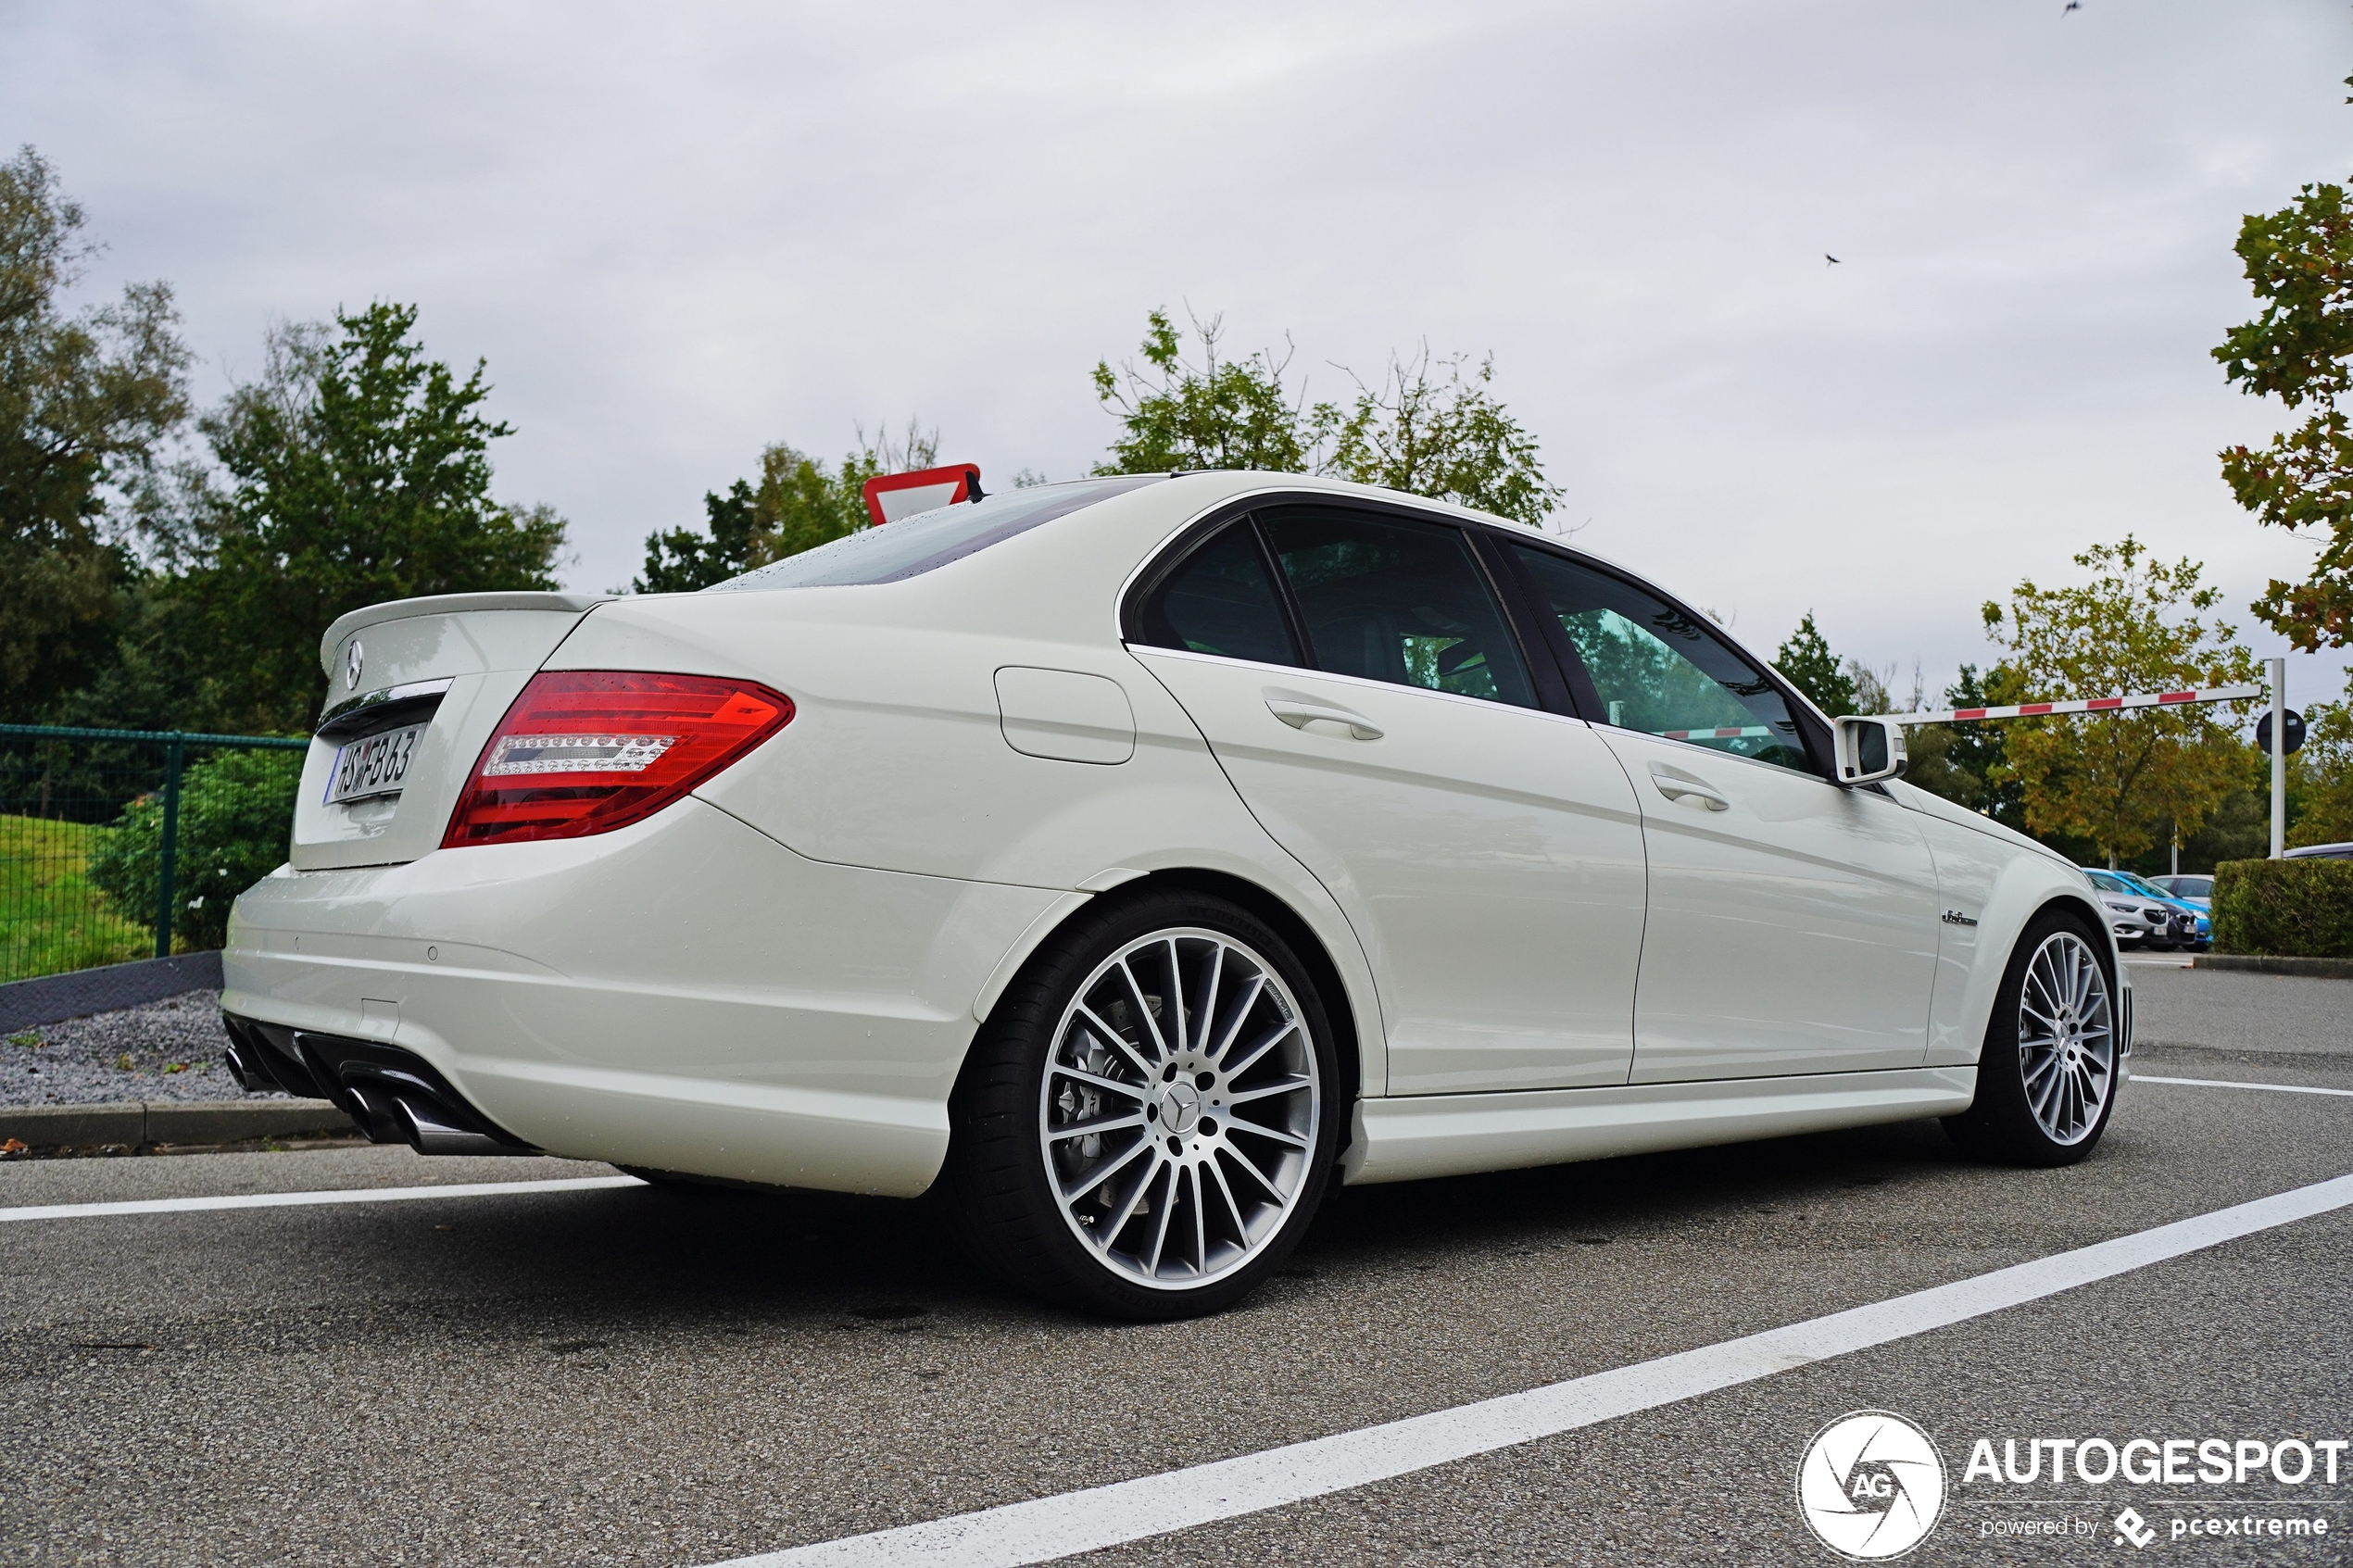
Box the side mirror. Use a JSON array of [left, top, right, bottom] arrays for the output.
[[1834, 715, 1907, 785]]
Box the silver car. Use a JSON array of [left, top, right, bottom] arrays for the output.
[[2082, 869, 2183, 950]]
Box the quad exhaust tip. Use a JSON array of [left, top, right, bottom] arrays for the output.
[[220, 1014, 535, 1157]]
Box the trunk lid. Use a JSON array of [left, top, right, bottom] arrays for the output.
[[292, 592, 612, 870]]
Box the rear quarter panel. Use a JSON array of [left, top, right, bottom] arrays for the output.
[[546, 542, 1393, 1091]]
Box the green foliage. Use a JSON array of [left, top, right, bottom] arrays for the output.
[[86, 747, 302, 952], [1092, 308, 1561, 525], [1982, 536, 2259, 865], [2289, 671, 2353, 847], [2214, 169, 2353, 649], [644, 422, 946, 595], [0, 146, 189, 715], [635, 422, 937, 593], [1093, 309, 1309, 477], [167, 304, 567, 731], [2209, 856, 2353, 958], [1899, 664, 2032, 832], [1311, 350, 1563, 526], [0, 812, 149, 981], [1773, 611, 1856, 717]]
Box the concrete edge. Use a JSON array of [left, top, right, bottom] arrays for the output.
[[2195, 954, 2353, 981], [0, 1098, 354, 1148], [0, 951, 225, 1035]]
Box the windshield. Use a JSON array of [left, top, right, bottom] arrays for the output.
[[2085, 871, 2132, 895], [2113, 872, 2168, 898], [710, 476, 1164, 592], [2166, 876, 2213, 897]]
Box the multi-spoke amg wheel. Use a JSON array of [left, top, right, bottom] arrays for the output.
[[1944, 909, 2121, 1167], [1039, 929, 1320, 1289], [948, 890, 1340, 1318], [2015, 930, 2115, 1146]]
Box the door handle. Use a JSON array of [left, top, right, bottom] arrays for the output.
[[1265, 695, 1384, 741], [1650, 766, 1729, 810]]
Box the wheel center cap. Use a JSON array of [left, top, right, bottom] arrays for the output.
[[1158, 1081, 1202, 1135]]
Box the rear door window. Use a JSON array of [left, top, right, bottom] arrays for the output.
[[1258, 507, 1537, 709], [1508, 543, 1812, 772], [1134, 521, 1302, 667]]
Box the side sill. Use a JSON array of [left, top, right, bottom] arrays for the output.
[[1341, 1065, 1978, 1186]]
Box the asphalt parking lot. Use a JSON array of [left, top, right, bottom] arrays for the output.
[[4, 959, 2349, 1567]]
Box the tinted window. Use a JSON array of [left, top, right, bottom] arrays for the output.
[[1138, 522, 1300, 666], [1260, 507, 1535, 708], [1509, 544, 1811, 772], [711, 476, 1163, 591]]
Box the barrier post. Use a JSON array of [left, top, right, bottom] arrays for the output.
[[2269, 658, 2285, 859]]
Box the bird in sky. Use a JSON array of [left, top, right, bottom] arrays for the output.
[[2063, 1, 2081, 12], [1825, 254, 1842, 266]]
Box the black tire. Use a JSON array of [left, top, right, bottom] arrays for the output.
[[944, 886, 1341, 1320], [1944, 906, 2121, 1167]]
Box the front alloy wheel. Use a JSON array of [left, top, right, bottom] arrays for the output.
[[1945, 910, 2120, 1166], [948, 889, 1340, 1318]]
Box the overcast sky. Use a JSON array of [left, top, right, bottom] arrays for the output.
[[7, 0, 2349, 707]]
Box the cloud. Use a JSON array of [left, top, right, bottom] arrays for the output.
[[6, 0, 2347, 698]]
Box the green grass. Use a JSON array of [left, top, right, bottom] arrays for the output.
[[0, 814, 154, 983]]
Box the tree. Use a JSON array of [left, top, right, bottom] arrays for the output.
[[1311, 349, 1562, 526], [1093, 309, 1309, 476], [1773, 611, 1856, 717], [0, 146, 189, 714], [1902, 663, 2030, 832], [168, 305, 567, 731], [1982, 536, 2260, 866], [2213, 156, 2353, 650], [635, 420, 938, 593], [1092, 307, 1562, 525], [2290, 671, 2353, 847]]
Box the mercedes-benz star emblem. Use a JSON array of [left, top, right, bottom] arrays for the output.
[[346, 640, 363, 691]]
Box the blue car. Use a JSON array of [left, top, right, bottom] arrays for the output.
[[2086, 868, 2208, 949]]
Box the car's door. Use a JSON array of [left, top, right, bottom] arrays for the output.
[[1126, 503, 1648, 1094], [1501, 542, 1941, 1083]]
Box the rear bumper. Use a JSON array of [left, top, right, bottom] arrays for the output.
[[223, 797, 1065, 1196]]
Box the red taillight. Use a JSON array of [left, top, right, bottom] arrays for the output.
[[442, 671, 793, 849]]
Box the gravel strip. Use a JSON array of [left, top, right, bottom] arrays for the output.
[[0, 989, 282, 1107]]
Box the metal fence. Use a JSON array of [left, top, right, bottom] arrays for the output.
[[0, 724, 309, 985]]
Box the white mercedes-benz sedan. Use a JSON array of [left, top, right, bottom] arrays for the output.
[[223, 472, 2130, 1317]]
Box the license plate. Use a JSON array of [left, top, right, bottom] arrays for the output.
[[327, 722, 428, 804]]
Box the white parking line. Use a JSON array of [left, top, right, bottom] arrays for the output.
[[712, 1171, 2353, 1568], [2136, 1074, 2353, 1098], [0, 1173, 642, 1223]]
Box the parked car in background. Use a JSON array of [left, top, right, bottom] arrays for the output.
[[2284, 843, 2353, 861], [2147, 873, 2212, 911], [2083, 868, 2205, 950]]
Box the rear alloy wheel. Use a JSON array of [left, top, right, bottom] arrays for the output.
[[1944, 912, 2120, 1166], [948, 891, 1339, 1318]]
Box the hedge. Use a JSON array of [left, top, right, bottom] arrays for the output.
[[87, 748, 305, 953], [2209, 858, 2353, 960]]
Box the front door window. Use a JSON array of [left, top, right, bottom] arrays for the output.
[[1509, 545, 1811, 771]]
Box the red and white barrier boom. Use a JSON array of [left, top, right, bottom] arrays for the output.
[[1863, 673, 2294, 861], [1880, 684, 2263, 727]]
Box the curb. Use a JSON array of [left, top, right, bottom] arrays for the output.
[[2195, 954, 2353, 981], [0, 951, 224, 1034], [0, 1098, 354, 1148]]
